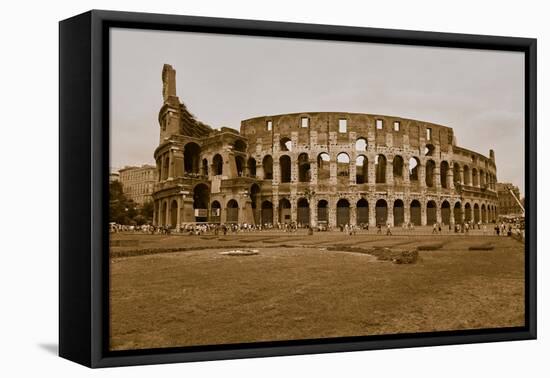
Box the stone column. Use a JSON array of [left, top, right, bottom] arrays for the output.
[[448, 168, 454, 190], [459, 167, 465, 185], [419, 163, 426, 188], [387, 200, 394, 226], [434, 165, 441, 190], [436, 203, 442, 224], [290, 197, 297, 223], [421, 201, 427, 226], [403, 159, 410, 185], [172, 148, 183, 179], [167, 149, 174, 180], [291, 156, 298, 183], [329, 161, 337, 186], [368, 159, 376, 185], [386, 160, 394, 185], [256, 161, 264, 180], [350, 204, 357, 226], [368, 201, 376, 228], [328, 197, 337, 228], [311, 199, 318, 228], [349, 159, 356, 185], [404, 200, 410, 225], [310, 159, 318, 185]]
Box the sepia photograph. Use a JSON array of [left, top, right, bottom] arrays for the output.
[[108, 27, 526, 352]]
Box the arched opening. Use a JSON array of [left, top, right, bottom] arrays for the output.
[[427, 200, 437, 225], [393, 155, 404, 180], [235, 155, 245, 177], [279, 155, 291, 183], [226, 199, 239, 224], [464, 203, 472, 222], [376, 199, 388, 225], [261, 200, 273, 225], [481, 204, 487, 223], [409, 157, 420, 182], [463, 165, 471, 186], [474, 203, 480, 223], [355, 138, 367, 152], [233, 140, 247, 152], [375, 154, 387, 183], [297, 198, 310, 226], [213, 154, 223, 176], [472, 168, 479, 187], [160, 201, 167, 226], [317, 200, 328, 224], [453, 163, 461, 185], [250, 184, 261, 225], [356, 155, 368, 184], [317, 153, 330, 181], [425, 144, 435, 156], [441, 200, 451, 225], [170, 200, 178, 227], [210, 200, 221, 223], [298, 153, 311, 182], [202, 158, 209, 177], [480, 169, 485, 187], [248, 157, 257, 178], [357, 198, 369, 225], [262, 155, 273, 180], [440, 161, 449, 188], [393, 199, 404, 226], [193, 184, 210, 222], [337, 153, 350, 179], [410, 200, 421, 226], [454, 202, 463, 224], [184, 142, 201, 174], [280, 137, 292, 152], [425, 159, 436, 187], [279, 198, 291, 224], [336, 199, 350, 226]]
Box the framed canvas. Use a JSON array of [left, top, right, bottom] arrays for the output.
[[59, 10, 537, 368]]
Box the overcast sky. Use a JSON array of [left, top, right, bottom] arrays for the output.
[[110, 28, 525, 195]]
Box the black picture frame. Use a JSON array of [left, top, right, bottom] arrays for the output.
[[59, 9, 537, 368]]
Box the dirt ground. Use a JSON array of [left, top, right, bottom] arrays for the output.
[[109, 232, 525, 351]]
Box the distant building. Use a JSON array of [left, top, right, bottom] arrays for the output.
[[118, 165, 158, 205], [496, 183, 523, 215], [110, 171, 120, 183]]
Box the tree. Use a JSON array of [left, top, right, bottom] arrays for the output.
[[109, 181, 137, 224]]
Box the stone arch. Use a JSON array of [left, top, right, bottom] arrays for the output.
[[356, 155, 368, 184], [233, 140, 247, 152], [440, 161, 449, 188], [213, 154, 223, 175], [261, 200, 273, 225], [453, 162, 461, 185], [262, 155, 273, 180], [248, 157, 257, 177], [472, 168, 479, 187], [481, 204, 487, 223], [297, 197, 310, 226], [210, 200, 221, 223], [427, 200, 437, 225], [279, 198, 291, 224], [375, 154, 387, 183], [425, 143, 435, 156], [474, 203, 480, 223], [425, 159, 436, 187], [298, 153, 311, 182], [337, 152, 350, 178], [357, 198, 369, 225], [280, 137, 292, 152], [202, 158, 209, 177], [317, 152, 330, 181], [235, 155, 245, 177], [317, 199, 329, 224], [170, 199, 178, 227], [193, 183, 210, 222], [279, 155, 291, 183], [376, 199, 388, 226], [454, 201, 463, 224], [464, 202, 472, 222], [393, 199, 404, 226], [409, 157, 420, 182], [336, 198, 350, 226], [226, 199, 239, 223], [355, 137, 367, 152], [393, 155, 404, 179], [410, 199, 421, 226], [250, 183, 261, 224], [184, 142, 201, 174], [441, 200, 451, 225]]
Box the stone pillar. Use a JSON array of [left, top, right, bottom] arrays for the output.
[[386, 160, 394, 185], [368, 201, 376, 228], [328, 197, 337, 228], [404, 201, 410, 225], [436, 203, 442, 224], [181, 196, 195, 223], [368, 159, 376, 185], [329, 161, 337, 186], [167, 149, 174, 180], [310, 159, 318, 185], [311, 199, 318, 228], [290, 197, 297, 223], [387, 200, 394, 226], [434, 165, 441, 190], [172, 148, 183, 178], [256, 161, 264, 180], [291, 156, 298, 183], [419, 163, 426, 188], [176, 197, 182, 231], [349, 160, 357, 185], [448, 168, 454, 190], [421, 201, 427, 226], [165, 199, 170, 226], [459, 167, 464, 185], [403, 159, 410, 185], [273, 160, 280, 184], [350, 204, 357, 226]]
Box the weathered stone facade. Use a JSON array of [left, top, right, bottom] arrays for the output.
[[496, 183, 523, 215], [153, 64, 499, 228]]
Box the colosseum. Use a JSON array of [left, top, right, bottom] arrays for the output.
[[152, 64, 499, 229]]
